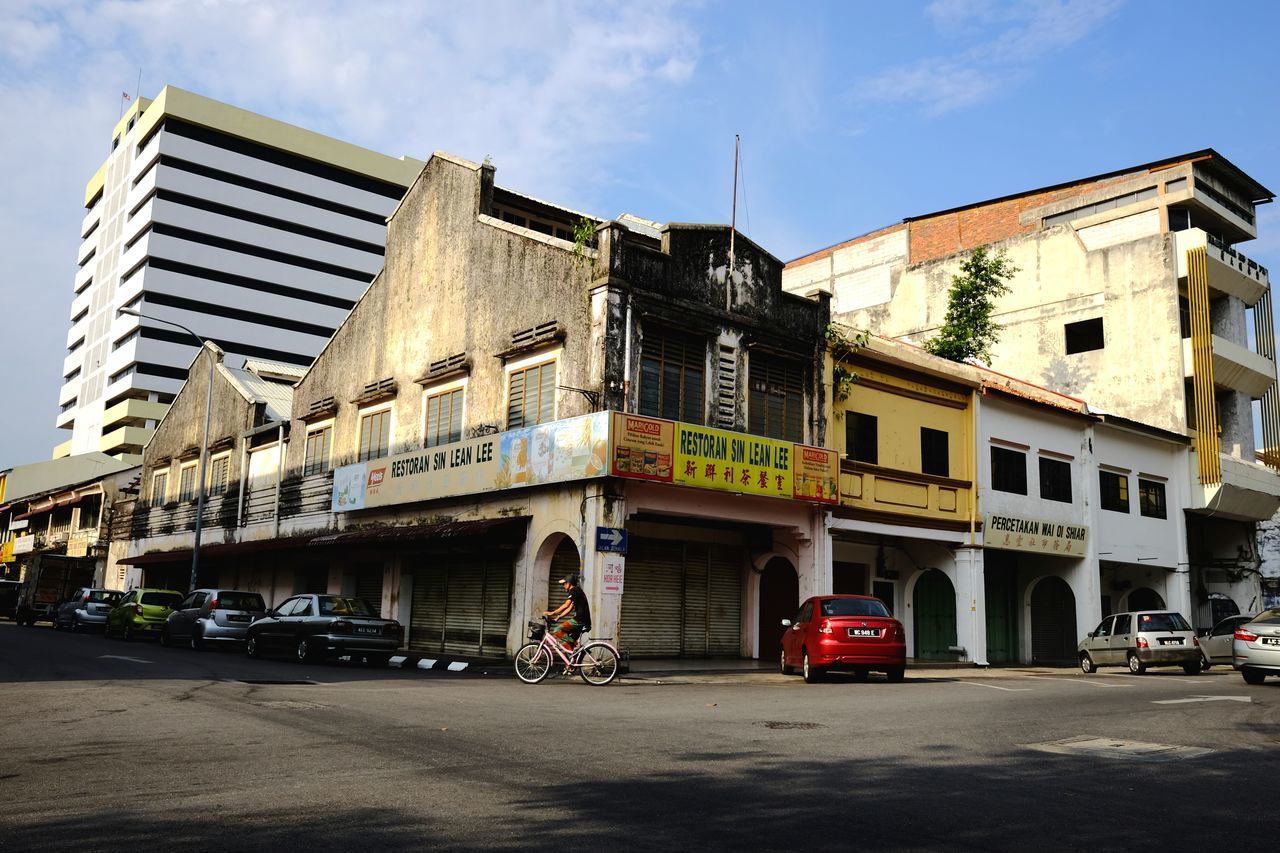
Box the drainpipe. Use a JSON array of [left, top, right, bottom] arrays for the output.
[[235, 439, 249, 528], [272, 422, 285, 538]]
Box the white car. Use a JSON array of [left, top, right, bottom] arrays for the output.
[[1232, 608, 1280, 684], [1199, 614, 1253, 669]]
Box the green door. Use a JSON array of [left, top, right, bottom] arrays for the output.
[[914, 570, 957, 661], [984, 557, 1018, 663]]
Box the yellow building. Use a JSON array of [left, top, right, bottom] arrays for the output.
[[825, 330, 985, 660]]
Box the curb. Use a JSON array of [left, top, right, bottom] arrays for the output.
[[387, 653, 512, 675]]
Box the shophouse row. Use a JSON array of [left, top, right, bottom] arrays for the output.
[[5, 150, 1277, 665]]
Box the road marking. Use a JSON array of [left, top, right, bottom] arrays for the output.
[[1152, 695, 1252, 705], [446, 661, 468, 672], [1023, 676, 1130, 688], [951, 681, 1032, 692], [98, 655, 152, 664]]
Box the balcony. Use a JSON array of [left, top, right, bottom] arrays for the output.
[[838, 460, 973, 529], [102, 398, 170, 431], [100, 425, 154, 457], [1188, 450, 1280, 521], [52, 439, 73, 459], [81, 205, 101, 239], [1182, 335, 1276, 399], [1176, 229, 1269, 306]]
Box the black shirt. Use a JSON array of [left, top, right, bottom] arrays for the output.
[[566, 586, 591, 629]]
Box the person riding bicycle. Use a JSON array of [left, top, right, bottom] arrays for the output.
[[544, 573, 591, 654]]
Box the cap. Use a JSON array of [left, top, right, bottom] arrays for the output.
[[558, 574, 578, 586]]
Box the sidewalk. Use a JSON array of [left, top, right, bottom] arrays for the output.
[[382, 650, 1083, 681]]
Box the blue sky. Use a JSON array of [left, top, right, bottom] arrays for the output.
[[2, 0, 1278, 467]]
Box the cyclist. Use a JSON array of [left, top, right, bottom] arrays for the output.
[[544, 573, 591, 654]]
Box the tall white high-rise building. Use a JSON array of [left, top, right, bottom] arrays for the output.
[[57, 86, 423, 462]]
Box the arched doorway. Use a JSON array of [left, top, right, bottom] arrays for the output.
[[1030, 576, 1077, 664], [913, 570, 957, 660], [758, 557, 798, 659], [1128, 587, 1165, 612], [546, 537, 581, 615]]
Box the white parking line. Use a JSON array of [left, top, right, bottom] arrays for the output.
[[98, 655, 152, 664], [951, 681, 1033, 692], [1023, 675, 1131, 688]]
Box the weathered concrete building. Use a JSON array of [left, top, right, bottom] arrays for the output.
[[786, 150, 1280, 627], [123, 153, 837, 660]]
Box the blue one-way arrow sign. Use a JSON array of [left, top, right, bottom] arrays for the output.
[[596, 526, 628, 554]]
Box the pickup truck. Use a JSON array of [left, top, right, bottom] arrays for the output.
[[14, 555, 96, 626]]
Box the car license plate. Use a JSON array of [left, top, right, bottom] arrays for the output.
[[228, 615, 250, 622], [1159, 638, 1183, 645], [849, 628, 880, 638], [1261, 637, 1280, 646], [356, 627, 380, 635]]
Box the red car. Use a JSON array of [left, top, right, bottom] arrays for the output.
[[779, 595, 906, 683]]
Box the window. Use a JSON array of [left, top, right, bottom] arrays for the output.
[[639, 326, 705, 424], [1039, 457, 1072, 503], [749, 352, 805, 441], [358, 408, 391, 462], [507, 360, 556, 429], [1113, 614, 1131, 634], [177, 463, 198, 502], [1092, 617, 1114, 638], [303, 424, 333, 476], [425, 387, 464, 448], [845, 412, 878, 464], [207, 454, 230, 498], [991, 446, 1028, 494], [1099, 470, 1129, 513], [1065, 318, 1104, 354], [920, 428, 949, 477], [1138, 479, 1167, 519], [152, 471, 169, 505]]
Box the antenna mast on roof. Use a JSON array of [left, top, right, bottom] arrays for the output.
[[727, 134, 739, 312]]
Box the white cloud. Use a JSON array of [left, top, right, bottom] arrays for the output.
[[0, 0, 700, 464], [861, 0, 1125, 114]]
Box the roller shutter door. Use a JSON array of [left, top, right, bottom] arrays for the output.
[[620, 537, 743, 658], [1031, 576, 1077, 664], [354, 564, 384, 616], [707, 545, 743, 656], [620, 539, 684, 656], [409, 558, 513, 657]]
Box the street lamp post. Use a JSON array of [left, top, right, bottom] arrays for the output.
[[118, 307, 212, 594]]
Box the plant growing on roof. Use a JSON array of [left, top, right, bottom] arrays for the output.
[[923, 246, 1018, 364], [571, 217, 597, 267], [825, 323, 870, 408]]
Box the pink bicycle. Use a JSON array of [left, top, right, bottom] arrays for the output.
[[514, 617, 620, 686]]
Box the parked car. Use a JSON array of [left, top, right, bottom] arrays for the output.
[[1232, 608, 1280, 684], [162, 588, 268, 649], [245, 594, 403, 665], [1199, 614, 1254, 669], [52, 588, 122, 632], [104, 588, 184, 640], [779, 594, 906, 684], [1078, 610, 1201, 674]]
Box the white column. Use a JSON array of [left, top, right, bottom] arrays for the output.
[[954, 546, 987, 665]]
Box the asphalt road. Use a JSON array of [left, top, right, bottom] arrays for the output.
[[1, 620, 1278, 852]]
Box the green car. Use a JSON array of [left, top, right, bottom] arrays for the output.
[[104, 588, 184, 640]]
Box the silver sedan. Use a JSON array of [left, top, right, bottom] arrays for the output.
[[1232, 608, 1280, 684]]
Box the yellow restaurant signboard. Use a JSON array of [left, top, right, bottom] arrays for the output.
[[334, 411, 839, 513]]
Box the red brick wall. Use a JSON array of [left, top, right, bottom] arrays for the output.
[[907, 173, 1141, 264]]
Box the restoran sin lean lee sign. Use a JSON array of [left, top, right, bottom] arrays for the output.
[[333, 411, 839, 513]]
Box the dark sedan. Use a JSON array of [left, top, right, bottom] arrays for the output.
[[245, 594, 403, 666]]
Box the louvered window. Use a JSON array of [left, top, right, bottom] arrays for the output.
[[151, 472, 168, 506], [639, 326, 705, 424], [304, 425, 332, 476], [178, 463, 198, 502], [716, 344, 736, 428], [748, 352, 805, 442], [207, 455, 231, 497], [426, 387, 464, 447], [358, 409, 392, 462], [508, 361, 556, 429]]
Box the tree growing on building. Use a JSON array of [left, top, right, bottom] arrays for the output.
[[924, 247, 1018, 364]]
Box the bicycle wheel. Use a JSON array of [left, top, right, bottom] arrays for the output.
[[577, 641, 619, 686], [514, 642, 552, 684]]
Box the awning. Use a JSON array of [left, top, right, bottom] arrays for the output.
[[117, 516, 530, 565]]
